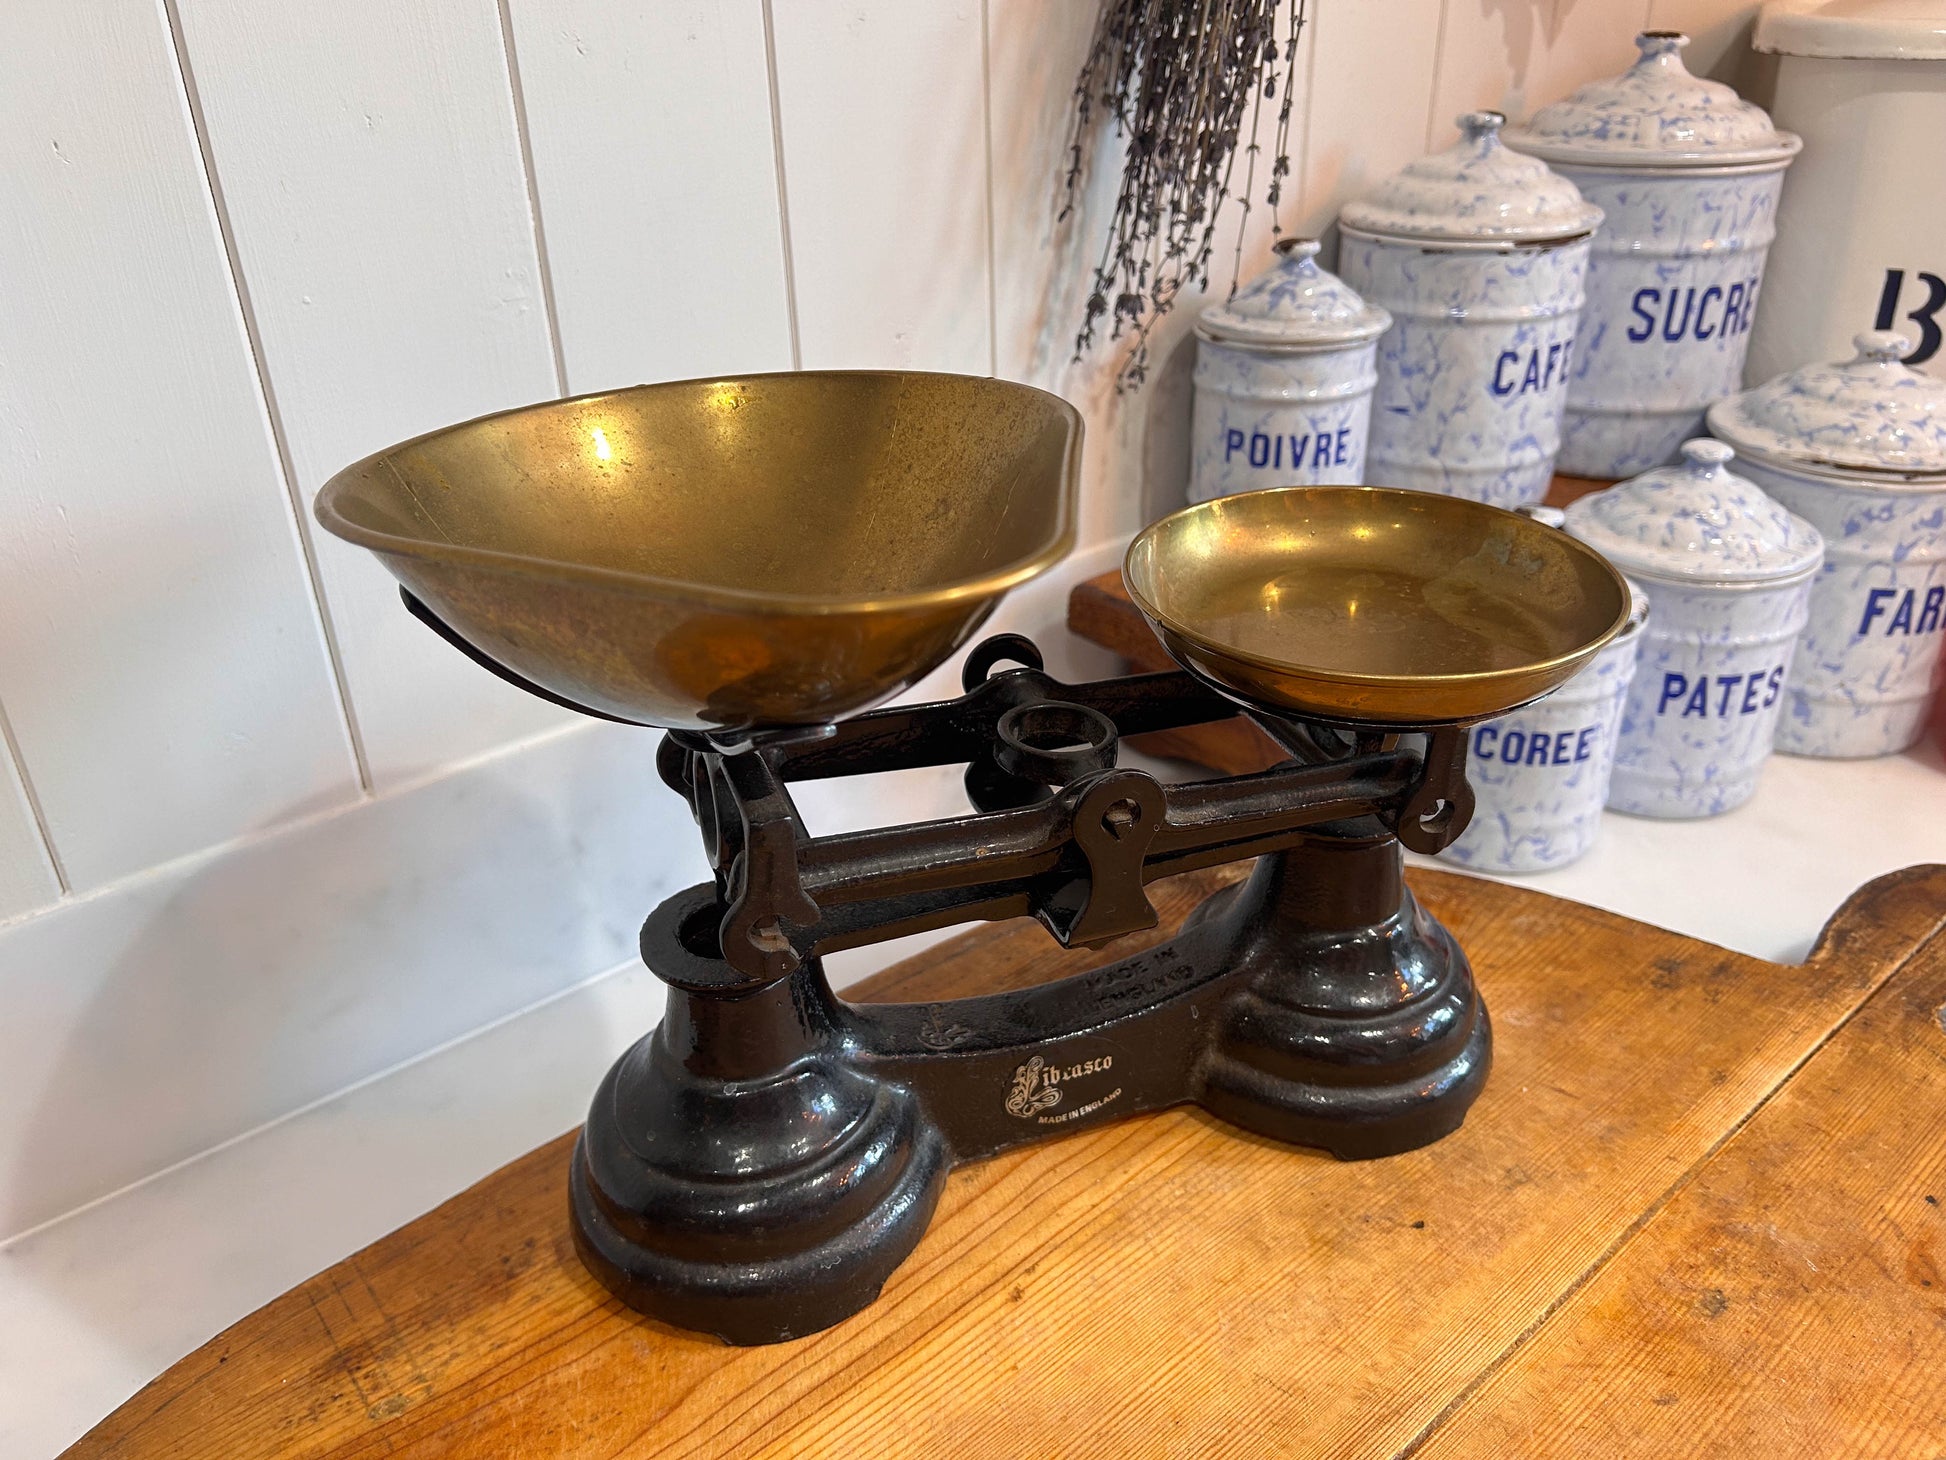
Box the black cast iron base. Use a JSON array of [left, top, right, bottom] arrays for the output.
[[570, 821, 1488, 1344]]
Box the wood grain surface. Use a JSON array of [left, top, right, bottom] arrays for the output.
[[68, 860, 1946, 1459]]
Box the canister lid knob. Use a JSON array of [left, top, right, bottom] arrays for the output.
[[1194, 236, 1390, 347], [1502, 28, 1798, 167], [1338, 110, 1601, 245], [1679, 438, 1736, 470], [1561, 437, 1825, 584], [1706, 332, 1946, 479], [1854, 330, 1914, 363]]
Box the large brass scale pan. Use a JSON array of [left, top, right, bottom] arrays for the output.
[[316, 371, 1627, 733], [316, 370, 1630, 1346]]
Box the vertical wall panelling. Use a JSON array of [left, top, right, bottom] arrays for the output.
[[1429, 0, 1656, 150], [502, 0, 794, 395], [0, 710, 57, 921], [1304, 0, 1448, 237], [0, 0, 359, 891], [1427, 0, 1558, 137], [1645, 0, 1767, 85], [768, 0, 993, 374], [985, 2, 1103, 388], [1533, 0, 1658, 110], [170, 0, 574, 788], [988, 1, 1318, 546], [0, 718, 702, 1241]]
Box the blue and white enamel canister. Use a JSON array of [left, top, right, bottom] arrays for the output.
[[1338, 112, 1602, 509], [1190, 238, 1391, 503], [1444, 564, 1648, 873], [1504, 33, 1800, 479], [1707, 331, 1946, 757], [1565, 439, 1824, 818]]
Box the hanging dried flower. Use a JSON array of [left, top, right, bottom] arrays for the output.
[[1064, 0, 1306, 390]]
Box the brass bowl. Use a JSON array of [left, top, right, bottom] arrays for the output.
[[316, 371, 1081, 731], [1125, 487, 1630, 726]]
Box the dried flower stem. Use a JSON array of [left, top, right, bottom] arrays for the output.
[[1063, 0, 1306, 389]]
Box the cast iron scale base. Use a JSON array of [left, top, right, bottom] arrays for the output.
[[546, 630, 1488, 1344], [319, 372, 1626, 1350]]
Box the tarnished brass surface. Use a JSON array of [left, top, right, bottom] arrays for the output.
[[1125, 488, 1630, 726], [316, 371, 1081, 731]]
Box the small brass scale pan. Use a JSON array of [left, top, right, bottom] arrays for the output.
[[318, 370, 1627, 1345]]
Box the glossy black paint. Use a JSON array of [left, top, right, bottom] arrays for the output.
[[401, 597, 1490, 1346]]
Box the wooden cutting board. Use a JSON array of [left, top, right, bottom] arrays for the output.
[[67, 859, 1946, 1458]]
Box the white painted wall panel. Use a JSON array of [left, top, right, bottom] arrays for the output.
[[1303, 0, 1447, 233], [989, 0, 1316, 542], [506, 0, 793, 393], [1428, 0, 1656, 150], [1645, 0, 1767, 86], [986, 0, 1100, 389], [0, 719, 705, 1240], [769, 0, 992, 373], [1532, 0, 1658, 114], [171, 0, 572, 787], [0, 728, 56, 922], [0, 0, 359, 891]]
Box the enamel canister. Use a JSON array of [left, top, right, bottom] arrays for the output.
[[1338, 112, 1602, 509], [1749, 0, 1946, 384], [1708, 331, 1946, 757], [1190, 238, 1391, 502], [1443, 560, 1648, 873], [1504, 32, 1800, 479], [1565, 439, 1824, 818]]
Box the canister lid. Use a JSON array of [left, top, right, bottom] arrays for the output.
[[1756, 0, 1946, 60], [1338, 112, 1603, 245], [1195, 238, 1393, 347], [1563, 439, 1825, 583], [1706, 331, 1946, 480], [1503, 33, 1801, 168]]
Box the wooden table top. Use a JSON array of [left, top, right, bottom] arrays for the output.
[[69, 855, 1946, 1458]]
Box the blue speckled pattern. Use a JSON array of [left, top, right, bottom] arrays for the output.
[[1502, 33, 1798, 478], [1190, 240, 1387, 501], [1504, 33, 1798, 166], [1190, 343, 1377, 499], [1563, 438, 1824, 582], [1339, 235, 1591, 507], [1338, 112, 1597, 508], [1566, 440, 1823, 818], [1443, 595, 1645, 872], [1708, 332, 1946, 475], [1707, 333, 1946, 757], [1552, 166, 1787, 478], [1339, 112, 1602, 244], [1605, 572, 1812, 817], [1737, 462, 1946, 759]]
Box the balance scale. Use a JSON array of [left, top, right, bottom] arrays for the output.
[[317, 371, 1627, 1345]]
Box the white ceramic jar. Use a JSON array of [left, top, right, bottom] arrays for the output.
[[1190, 239, 1391, 503], [1708, 331, 1946, 756], [1505, 33, 1800, 479], [1444, 566, 1648, 873], [1338, 112, 1602, 509], [1749, 0, 1946, 383], [1564, 439, 1824, 818]]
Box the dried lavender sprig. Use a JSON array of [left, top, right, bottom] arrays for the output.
[[1064, 0, 1306, 390]]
